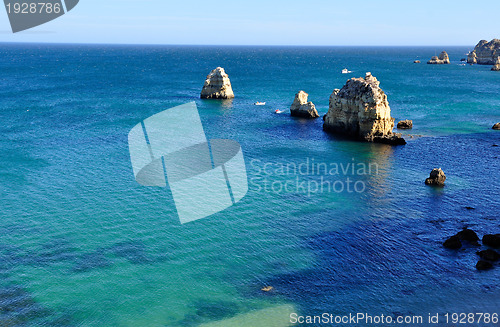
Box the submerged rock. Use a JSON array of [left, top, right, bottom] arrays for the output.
[[476, 260, 494, 270], [425, 168, 446, 186], [290, 91, 319, 118], [397, 120, 413, 129], [492, 56, 500, 71], [200, 67, 235, 99], [493, 123, 500, 130], [443, 235, 462, 249], [457, 228, 480, 243], [323, 72, 406, 145], [483, 234, 500, 248], [261, 286, 274, 292], [427, 51, 450, 64], [468, 39, 500, 65], [477, 249, 500, 262], [443, 228, 479, 249]]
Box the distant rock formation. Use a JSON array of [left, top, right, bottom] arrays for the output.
[[200, 67, 235, 99], [493, 123, 500, 130], [492, 56, 500, 71], [467, 39, 500, 65], [397, 120, 413, 129], [323, 72, 406, 145], [414, 60, 421, 63], [425, 168, 446, 186], [427, 51, 450, 64], [290, 91, 319, 118]]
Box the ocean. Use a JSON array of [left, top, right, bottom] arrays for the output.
[[0, 44, 499, 326]]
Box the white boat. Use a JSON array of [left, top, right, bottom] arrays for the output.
[[342, 68, 352, 74], [275, 109, 284, 114], [254, 102, 266, 106]]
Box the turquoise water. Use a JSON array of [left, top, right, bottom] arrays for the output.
[[0, 44, 499, 326]]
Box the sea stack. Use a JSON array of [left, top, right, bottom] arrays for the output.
[[290, 91, 319, 118], [323, 72, 406, 145], [397, 120, 413, 129], [200, 67, 235, 99], [493, 123, 500, 130], [468, 39, 500, 65], [492, 56, 500, 71], [425, 168, 446, 186], [427, 51, 450, 64]]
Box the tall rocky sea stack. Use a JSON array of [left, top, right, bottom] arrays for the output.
[[200, 67, 235, 99], [427, 51, 450, 64], [467, 39, 500, 65], [290, 91, 319, 118], [323, 73, 406, 145]]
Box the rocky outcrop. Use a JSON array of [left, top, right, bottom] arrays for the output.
[[397, 120, 413, 129], [477, 249, 500, 262], [483, 234, 500, 248], [476, 260, 493, 270], [323, 72, 406, 145], [427, 51, 450, 64], [200, 67, 235, 99], [468, 39, 500, 65], [414, 60, 421, 63], [492, 56, 500, 71], [425, 168, 446, 186], [443, 228, 479, 249], [290, 91, 319, 118], [493, 123, 500, 130]]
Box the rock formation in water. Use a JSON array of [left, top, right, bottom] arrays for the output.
[[290, 91, 319, 118], [414, 60, 421, 63], [483, 234, 500, 248], [493, 123, 500, 130], [200, 67, 235, 99], [425, 168, 446, 186], [397, 120, 413, 129], [323, 72, 406, 145], [427, 51, 450, 64], [467, 39, 500, 65], [492, 56, 500, 71]]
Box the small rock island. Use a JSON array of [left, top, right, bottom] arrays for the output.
[[323, 73, 406, 145], [467, 39, 500, 65], [290, 91, 319, 118], [200, 67, 235, 99], [427, 51, 450, 64]]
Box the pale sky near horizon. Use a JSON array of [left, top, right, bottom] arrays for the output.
[[0, 0, 498, 45]]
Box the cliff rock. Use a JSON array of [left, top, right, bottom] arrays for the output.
[[493, 123, 500, 130], [323, 72, 406, 145], [397, 120, 413, 129], [427, 51, 450, 64], [290, 91, 319, 118], [468, 39, 500, 65], [200, 67, 235, 99], [425, 168, 446, 186], [492, 56, 500, 71]]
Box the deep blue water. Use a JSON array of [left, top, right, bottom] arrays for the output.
[[0, 44, 499, 326]]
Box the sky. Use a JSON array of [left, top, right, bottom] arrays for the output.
[[0, 0, 499, 46]]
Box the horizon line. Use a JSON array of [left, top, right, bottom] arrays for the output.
[[0, 41, 476, 48]]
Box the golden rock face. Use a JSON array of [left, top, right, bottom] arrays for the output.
[[324, 73, 397, 142], [200, 67, 235, 99]]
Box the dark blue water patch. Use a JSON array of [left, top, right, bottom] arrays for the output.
[[72, 249, 112, 273], [109, 240, 153, 265], [0, 285, 50, 326]]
